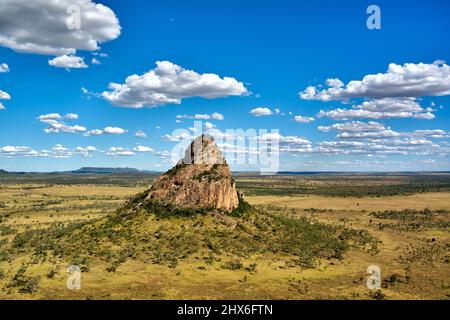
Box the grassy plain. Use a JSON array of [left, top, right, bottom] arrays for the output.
[[0, 173, 449, 300]]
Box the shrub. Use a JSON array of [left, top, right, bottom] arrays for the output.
[[8, 265, 40, 294]]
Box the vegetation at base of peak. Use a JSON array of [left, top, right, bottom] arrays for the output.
[[5, 203, 380, 273], [121, 192, 212, 219], [229, 193, 253, 218]]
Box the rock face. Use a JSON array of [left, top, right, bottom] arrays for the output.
[[145, 135, 239, 212]]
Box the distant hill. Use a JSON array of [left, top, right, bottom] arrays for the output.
[[0, 169, 9, 175], [71, 167, 152, 174]]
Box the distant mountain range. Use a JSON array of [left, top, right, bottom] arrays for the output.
[[71, 167, 154, 174], [0, 167, 159, 175], [0, 168, 449, 175]]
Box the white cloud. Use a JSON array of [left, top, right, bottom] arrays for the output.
[[0, 63, 9, 73], [64, 113, 79, 120], [48, 54, 88, 69], [38, 113, 63, 121], [37, 113, 126, 136], [318, 98, 435, 120], [300, 61, 450, 101], [86, 126, 127, 136], [161, 132, 192, 142], [155, 150, 171, 158], [249, 107, 273, 117], [106, 147, 135, 157], [91, 58, 101, 65], [75, 146, 97, 157], [211, 112, 225, 120], [102, 61, 248, 108], [38, 113, 86, 133], [44, 123, 86, 134], [92, 52, 108, 58], [176, 112, 225, 120], [0, 89, 11, 109], [85, 129, 103, 136], [318, 121, 387, 133], [103, 126, 126, 134], [204, 121, 215, 130], [134, 145, 154, 152], [293, 115, 315, 123], [0, 146, 36, 156], [0, 0, 121, 56], [135, 130, 147, 138], [259, 132, 313, 153], [410, 129, 450, 139], [0, 144, 97, 158], [337, 130, 400, 139]]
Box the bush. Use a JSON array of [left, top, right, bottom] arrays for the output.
[[8, 265, 40, 294], [222, 259, 243, 270]]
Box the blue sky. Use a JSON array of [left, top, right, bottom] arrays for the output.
[[0, 0, 449, 172]]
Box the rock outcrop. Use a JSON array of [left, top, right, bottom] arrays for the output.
[[144, 135, 240, 212]]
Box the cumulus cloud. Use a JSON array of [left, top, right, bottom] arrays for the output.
[[249, 107, 273, 117], [258, 132, 313, 153], [176, 112, 224, 120], [318, 121, 387, 132], [75, 146, 97, 157], [103, 126, 126, 134], [0, 144, 97, 158], [85, 126, 127, 136], [300, 61, 450, 101], [38, 113, 64, 121], [48, 54, 87, 69], [135, 130, 147, 138], [409, 129, 450, 139], [65, 113, 79, 120], [337, 130, 400, 139], [0, 0, 121, 57], [106, 147, 135, 157], [37, 113, 126, 136], [0, 90, 10, 100], [0, 63, 9, 73], [0, 89, 11, 109], [91, 58, 101, 65], [0, 146, 38, 157], [293, 115, 315, 123], [155, 150, 171, 159], [133, 145, 154, 152], [313, 138, 441, 156], [38, 113, 87, 133], [318, 98, 435, 120], [102, 61, 248, 108], [204, 121, 215, 130]]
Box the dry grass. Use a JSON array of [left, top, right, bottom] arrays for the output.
[[0, 183, 449, 300]]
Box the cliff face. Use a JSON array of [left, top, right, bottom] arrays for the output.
[[145, 135, 239, 212]]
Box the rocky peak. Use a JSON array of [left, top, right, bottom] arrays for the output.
[[179, 134, 225, 165], [144, 135, 239, 212]]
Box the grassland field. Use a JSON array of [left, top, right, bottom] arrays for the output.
[[0, 172, 449, 300]]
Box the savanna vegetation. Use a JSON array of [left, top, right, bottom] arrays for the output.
[[0, 172, 448, 299]]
